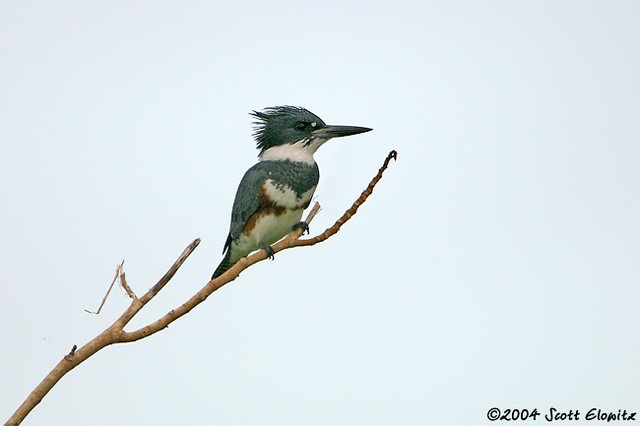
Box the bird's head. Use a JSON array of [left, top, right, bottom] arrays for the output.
[[251, 106, 372, 159]]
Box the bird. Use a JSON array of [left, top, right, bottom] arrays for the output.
[[211, 106, 372, 279]]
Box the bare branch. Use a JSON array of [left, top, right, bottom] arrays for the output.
[[117, 205, 322, 342], [4, 150, 397, 426], [110, 238, 201, 333], [119, 150, 397, 342], [4, 240, 201, 426]]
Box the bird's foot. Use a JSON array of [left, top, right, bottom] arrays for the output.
[[259, 242, 276, 260], [293, 221, 310, 235]]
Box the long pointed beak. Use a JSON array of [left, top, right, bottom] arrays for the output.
[[311, 125, 373, 139]]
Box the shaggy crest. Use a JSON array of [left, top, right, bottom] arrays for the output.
[[250, 106, 326, 154]]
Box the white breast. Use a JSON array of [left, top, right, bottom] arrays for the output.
[[229, 208, 305, 263]]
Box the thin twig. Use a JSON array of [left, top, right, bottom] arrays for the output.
[[83, 261, 124, 315], [294, 149, 398, 247], [148, 239, 201, 295]]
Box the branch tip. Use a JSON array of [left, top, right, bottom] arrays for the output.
[[295, 150, 397, 247]]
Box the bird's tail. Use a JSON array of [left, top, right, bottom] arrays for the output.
[[211, 250, 235, 280]]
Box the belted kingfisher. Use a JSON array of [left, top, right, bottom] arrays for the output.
[[211, 106, 372, 279]]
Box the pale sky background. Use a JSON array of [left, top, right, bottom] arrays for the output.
[[1, 1, 639, 425]]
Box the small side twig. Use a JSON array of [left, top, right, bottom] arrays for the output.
[[84, 261, 124, 315], [118, 264, 137, 300], [64, 345, 77, 361]]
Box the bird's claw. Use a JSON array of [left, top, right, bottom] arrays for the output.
[[293, 221, 310, 235], [259, 242, 276, 260]]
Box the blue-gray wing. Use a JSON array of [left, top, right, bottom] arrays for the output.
[[222, 162, 270, 253]]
